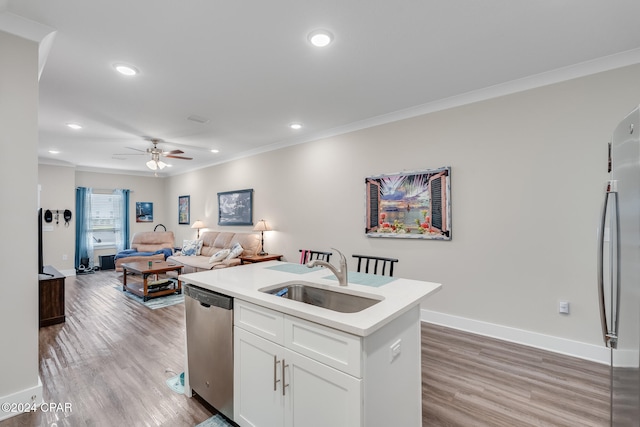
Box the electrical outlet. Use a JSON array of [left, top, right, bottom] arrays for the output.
[[559, 301, 570, 314], [62, 254, 68, 261]]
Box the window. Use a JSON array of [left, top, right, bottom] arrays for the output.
[[90, 193, 123, 248], [76, 187, 129, 268]]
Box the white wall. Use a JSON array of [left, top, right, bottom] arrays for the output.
[[0, 30, 41, 416], [75, 170, 169, 236], [166, 64, 640, 352], [35, 169, 170, 270], [37, 167, 172, 271], [39, 164, 76, 270]]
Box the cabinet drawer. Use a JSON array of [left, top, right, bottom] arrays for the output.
[[285, 315, 361, 377], [235, 300, 284, 344]]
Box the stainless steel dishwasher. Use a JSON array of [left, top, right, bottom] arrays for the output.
[[184, 283, 234, 420]]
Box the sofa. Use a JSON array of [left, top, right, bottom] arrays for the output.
[[114, 231, 175, 271], [168, 231, 261, 273]]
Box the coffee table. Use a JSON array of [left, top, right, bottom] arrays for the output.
[[121, 260, 183, 301]]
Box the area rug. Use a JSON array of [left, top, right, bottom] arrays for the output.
[[165, 374, 233, 426], [113, 284, 185, 309], [166, 372, 184, 394], [196, 414, 234, 427]]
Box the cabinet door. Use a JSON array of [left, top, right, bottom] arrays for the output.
[[284, 349, 362, 427], [234, 327, 284, 427]]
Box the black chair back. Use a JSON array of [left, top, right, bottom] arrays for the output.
[[299, 249, 333, 264], [352, 254, 399, 277]]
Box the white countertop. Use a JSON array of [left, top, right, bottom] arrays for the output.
[[179, 261, 442, 337]]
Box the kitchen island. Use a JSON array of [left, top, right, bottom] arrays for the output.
[[180, 261, 441, 427]]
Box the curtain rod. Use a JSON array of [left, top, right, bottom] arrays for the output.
[[75, 187, 133, 193]]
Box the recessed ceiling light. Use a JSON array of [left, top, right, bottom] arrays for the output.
[[308, 30, 333, 47], [49, 150, 60, 154], [210, 149, 219, 153], [66, 123, 82, 130], [114, 63, 139, 76], [290, 123, 303, 130]]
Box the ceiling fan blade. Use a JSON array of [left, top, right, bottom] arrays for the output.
[[164, 155, 192, 160], [126, 146, 148, 153], [162, 149, 184, 155]]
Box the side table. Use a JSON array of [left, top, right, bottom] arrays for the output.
[[39, 265, 65, 327], [239, 254, 283, 264]]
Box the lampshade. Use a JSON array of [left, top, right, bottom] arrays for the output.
[[191, 220, 205, 229], [253, 219, 272, 232], [253, 219, 272, 255], [146, 159, 167, 170], [146, 152, 167, 171]]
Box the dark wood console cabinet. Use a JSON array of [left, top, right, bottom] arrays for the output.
[[39, 265, 65, 327]]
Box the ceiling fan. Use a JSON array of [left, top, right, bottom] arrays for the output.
[[116, 138, 193, 172]]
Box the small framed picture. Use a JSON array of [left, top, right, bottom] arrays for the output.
[[218, 189, 253, 226], [178, 195, 190, 225], [136, 202, 153, 223]]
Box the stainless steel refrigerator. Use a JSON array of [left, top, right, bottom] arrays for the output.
[[598, 106, 640, 426]]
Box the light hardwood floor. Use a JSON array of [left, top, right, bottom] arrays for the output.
[[1, 271, 610, 426], [2, 271, 214, 427], [422, 324, 610, 426]]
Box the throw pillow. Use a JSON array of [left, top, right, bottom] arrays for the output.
[[209, 249, 231, 263], [225, 242, 244, 260], [181, 240, 203, 256]]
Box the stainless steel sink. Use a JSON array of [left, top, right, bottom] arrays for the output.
[[259, 281, 382, 313]]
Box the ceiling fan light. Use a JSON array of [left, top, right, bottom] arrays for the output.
[[146, 159, 158, 170], [157, 160, 167, 169]]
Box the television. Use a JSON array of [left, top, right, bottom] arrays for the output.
[[38, 208, 52, 277], [38, 208, 44, 274]]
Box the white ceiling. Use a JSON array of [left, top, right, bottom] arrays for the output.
[[4, 0, 640, 177]]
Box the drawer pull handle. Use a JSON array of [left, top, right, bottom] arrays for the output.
[[273, 356, 281, 391], [282, 358, 289, 396]]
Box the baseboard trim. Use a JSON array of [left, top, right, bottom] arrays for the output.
[[0, 377, 43, 422], [421, 309, 610, 365]]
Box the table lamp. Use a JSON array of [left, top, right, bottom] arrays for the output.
[[191, 220, 205, 239], [253, 219, 272, 255]]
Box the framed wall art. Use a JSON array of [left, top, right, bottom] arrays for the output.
[[365, 166, 451, 240], [218, 189, 253, 226], [178, 195, 190, 225], [135, 202, 153, 223]]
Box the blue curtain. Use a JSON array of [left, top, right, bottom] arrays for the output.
[[113, 189, 130, 252], [75, 187, 94, 268]]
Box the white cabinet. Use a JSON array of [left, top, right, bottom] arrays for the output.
[[234, 301, 362, 427], [234, 327, 362, 427], [234, 327, 284, 426], [234, 300, 422, 427], [284, 344, 361, 427]]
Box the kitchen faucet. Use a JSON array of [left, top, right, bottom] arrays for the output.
[[306, 248, 348, 286]]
